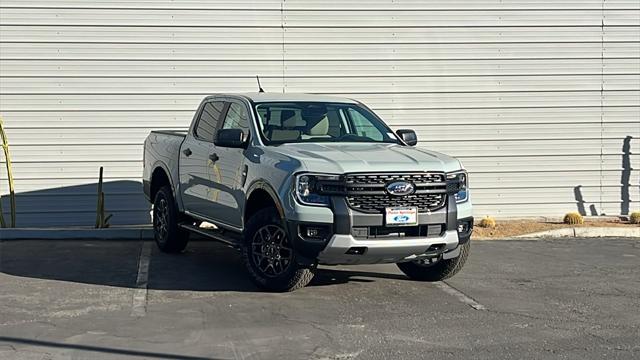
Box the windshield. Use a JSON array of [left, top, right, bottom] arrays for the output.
[[254, 102, 400, 145]]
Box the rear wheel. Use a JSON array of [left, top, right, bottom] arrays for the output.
[[243, 207, 315, 291], [397, 242, 470, 281], [153, 186, 189, 253]]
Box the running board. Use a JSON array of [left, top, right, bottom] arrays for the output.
[[178, 223, 242, 249]]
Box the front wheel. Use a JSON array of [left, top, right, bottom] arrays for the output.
[[243, 208, 315, 292], [397, 242, 470, 281]]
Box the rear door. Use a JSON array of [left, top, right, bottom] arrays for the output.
[[179, 100, 227, 216], [200, 100, 251, 228]]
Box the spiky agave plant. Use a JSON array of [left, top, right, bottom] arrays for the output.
[[563, 212, 584, 225]]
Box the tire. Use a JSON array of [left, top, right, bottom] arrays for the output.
[[243, 207, 315, 292], [397, 242, 470, 282], [153, 186, 189, 253]]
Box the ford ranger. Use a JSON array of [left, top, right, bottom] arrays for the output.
[[143, 93, 473, 291]]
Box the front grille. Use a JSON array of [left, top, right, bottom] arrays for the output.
[[346, 193, 446, 213], [344, 172, 447, 214]]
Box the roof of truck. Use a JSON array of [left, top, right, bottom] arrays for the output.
[[206, 92, 360, 104]]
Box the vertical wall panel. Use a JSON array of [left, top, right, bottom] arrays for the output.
[[0, 0, 638, 226]]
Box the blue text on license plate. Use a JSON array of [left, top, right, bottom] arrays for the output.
[[385, 207, 418, 226]]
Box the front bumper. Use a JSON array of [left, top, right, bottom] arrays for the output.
[[318, 230, 460, 265], [287, 194, 473, 265]]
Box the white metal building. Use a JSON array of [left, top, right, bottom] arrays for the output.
[[0, 0, 638, 227]]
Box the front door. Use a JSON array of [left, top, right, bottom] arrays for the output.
[[202, 100, 251, 228]]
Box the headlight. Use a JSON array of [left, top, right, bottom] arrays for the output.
[[447, 170, 469, 203], [295, 173, 340, 207]]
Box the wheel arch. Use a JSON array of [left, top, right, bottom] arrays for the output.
[[150, 163, 175, 202], [245, 180, 285, 224]]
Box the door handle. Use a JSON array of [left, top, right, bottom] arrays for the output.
[[209, 153, 219, 162], [183, 148, 192, 157]]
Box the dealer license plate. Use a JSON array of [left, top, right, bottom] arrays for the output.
[[385, 207, 418, 226]]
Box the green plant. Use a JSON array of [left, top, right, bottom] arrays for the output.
[[478, 216, 497, 228], [630, 211, 640, 224], [563, 212, 584, 225]]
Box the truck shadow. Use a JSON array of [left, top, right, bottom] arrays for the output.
[[0, 239, 407, 292], [0, 180, 150, 227]]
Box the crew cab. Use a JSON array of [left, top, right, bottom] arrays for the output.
[[143, 93, 473, 291]]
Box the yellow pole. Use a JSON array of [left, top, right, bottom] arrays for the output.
[[0, 116, 16, 228]]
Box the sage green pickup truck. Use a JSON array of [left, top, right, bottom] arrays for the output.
[[143, 93, 473, 291]]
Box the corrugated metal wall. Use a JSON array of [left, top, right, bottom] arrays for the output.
[[0, 0, 638, 226]]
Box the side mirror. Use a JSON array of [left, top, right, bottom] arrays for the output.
[[215, 129, 247, 148], [396, 129, 418, 146]]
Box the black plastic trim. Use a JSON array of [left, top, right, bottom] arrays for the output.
[[457, 216, 474, 245], [245, 179, 285, 222], [142, 180, 151, 201], [446, 194, 458, 232], [331, 196, 352, 234], [286, 219, 333, 265]]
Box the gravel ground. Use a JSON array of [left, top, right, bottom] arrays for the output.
[[473, 219, 637, 239]]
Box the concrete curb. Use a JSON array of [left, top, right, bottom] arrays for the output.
[[0, 227, 154, 240], [513, 227, 640, 239], [2, 226, 638, 241]]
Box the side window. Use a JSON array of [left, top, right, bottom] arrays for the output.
[[347, 108, 383, 141], [195, 101, 225, 141], [221, 102, 250, 133]]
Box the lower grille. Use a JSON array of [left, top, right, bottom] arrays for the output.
[[344, 172, 447, 214], [352, 224, 444, 239]]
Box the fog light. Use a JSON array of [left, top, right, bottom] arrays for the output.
[[457, 222, 469, 233], [299, 224, 330, 241]]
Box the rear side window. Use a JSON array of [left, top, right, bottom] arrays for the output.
[[195, 101, 225, 141], [221, 102, 250, 133]]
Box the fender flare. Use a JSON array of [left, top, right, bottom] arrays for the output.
[[150, 160, 177, 200], [245, 179, 285, 220]]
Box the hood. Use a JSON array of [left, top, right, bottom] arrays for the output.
[[270, 142, 463, 174]]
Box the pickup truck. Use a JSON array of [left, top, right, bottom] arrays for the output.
[[143, 93, 473, 291]]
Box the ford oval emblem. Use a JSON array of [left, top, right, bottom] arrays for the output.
[[386, 181, 415, 196], [394, 215, 410, 222]]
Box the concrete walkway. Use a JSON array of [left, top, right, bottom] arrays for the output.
[[1, 225, 639, 241], [514, 226, 640, 239]]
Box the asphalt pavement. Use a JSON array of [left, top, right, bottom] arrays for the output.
[[1, 237, 638, 359]]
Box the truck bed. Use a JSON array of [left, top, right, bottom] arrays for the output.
[[143, 129, 188, 203]]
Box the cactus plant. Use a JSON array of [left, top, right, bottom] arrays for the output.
[[478, 216, 497, 228], [95, 167, 112, 228], [563, 212, 584, 225], [630, 211, 640, 224]]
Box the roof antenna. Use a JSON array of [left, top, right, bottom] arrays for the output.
[[256, 75, 265, 93]]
